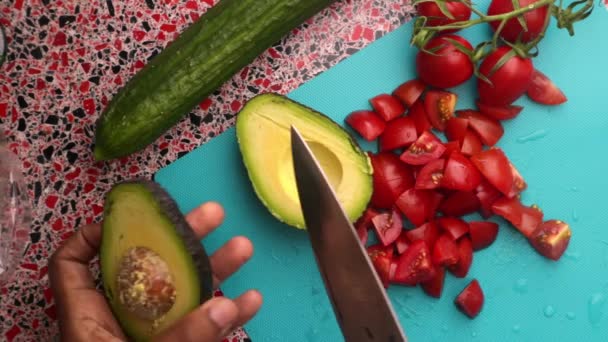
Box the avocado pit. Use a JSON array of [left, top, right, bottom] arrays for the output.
[[116, 246, 177, 321]]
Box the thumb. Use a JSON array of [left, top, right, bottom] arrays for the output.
[[154, 297, 238, 342]]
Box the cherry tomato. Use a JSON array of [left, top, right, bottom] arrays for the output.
[[415, 158, 445, 190], [393, 240, 435, 286], [370, 94, 406, 121], [475, 179, 502, 218], [477, 46, 534, 106], [417, 0, 472, 32], [396, 231, 410, 254], [408, 98, 432, 135], [367, 244, 394, 288], [476, 100, 523, 120], [457, 110, 504, 146], [421, 266, 446, 298], [396, 188, 441, 226], [405, 220, 440, 248], [424, 90, 458, 131], [443, 151, 482, 191], [393, 79, 426, 108], [491, 197, 543, 238], [469, 221, 499, 251], [460, 129, 483, 157], [527, 69, 567, 105], [369, 152, 415, 209], [470, 148, 514, 197], [439, 191, 481, 216], [508, 162, 527, 198], [372, 208, 403, 246], [400, 131, 446, 166], [448, 237, 473, 278], [445, 117, 469, 143], [528, 220, 571, 260], [416, 35, 474, 89], [379, 117, 418, 152], [438, 216, 469, 240], [487, 0, 550, 43], [432, 234, 460, 266], [345, 110, 386, 141], [455, 279, 484, 318]]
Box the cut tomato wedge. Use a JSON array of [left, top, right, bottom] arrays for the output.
[[507, 162, 527, 198], [404, 220, 440, 248], [379, 116, 418, 151], [425, 90, 457, 131], [370, 93, 406, 121], [367, 244, 394, 288], [415, 158, 445, 190], [528, 220, 572, 260], [400, 131, 446, 166], [345, 110, 386, 141], [354, 207, 378, 245], [445, 117, 469, 143], [372, 208, 403, 246], [356, 224, 368, 245], [491, 197, 543, 238], [475, 178, 502, 218], [442, 151, 482, 191], [469, 221, 499, 251], [455, 279, 484, 318], [395, 231, 410, 254], [421, 266, 446, 298], [369, 152, 415, 209], [448, 237, 473, 278], [442, 141, 461, 158], [527, 69, 567, 105], [476, 100, 523, 120], [393, 79, 426, 108], [460, 129, 483, 157], [457, 110, 504, 146], [432, 234, 460, 267], [470, 148, 513, 197], [396, 188, 440, 226], [439, 191, 481, 216], [408, 98, 432, 135], [393, 240, 435, 286], [437, 216, 469, 240]]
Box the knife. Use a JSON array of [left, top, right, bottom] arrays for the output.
[[290, 126, 407, 342]]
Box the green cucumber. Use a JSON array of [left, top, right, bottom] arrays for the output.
[[93, 0, 338, 161]]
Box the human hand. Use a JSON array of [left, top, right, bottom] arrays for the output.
[[49, 201, 262, 342]]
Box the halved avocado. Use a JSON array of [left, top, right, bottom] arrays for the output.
[[100, 180, 213, 341], [236, 93, 373, 229]]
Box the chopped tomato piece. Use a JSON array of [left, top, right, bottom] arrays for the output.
[[475, 179, 502, 218], [432, 234, 460, 267], [439, 191, 481, 216], [367, 243, 394, 259], [527, 69, 567, 105], [367, 244, 393, 288], [393, 240, 435, 286], [507, 162, 527, 198], [442, 141, 461, 158], [476, 100, 523, 120], [424, 90, 457, 131], [354, 207, 378, 245], [404, 221, 440, 248], [372, 208, 403, 246], [408, 98, 432, 135], [448, 237, 473, 278], [445, 117, 469, 143], [491, 197, 543, 238], [369, 152, 415, 209], [395, 231, 410, 254], [345, 110, 386, 141], [415, 158, 445, 190], [400, 131, 446, 166], [528, 220, 572, 260], [457, 110, 504, 146], [460, 129, 483, 156], [437, 216, 469, 240], [392, 79, 426, 108], [421, 266, 446, 298], [356, 224, 368, 245], [370, 94, 406, 121], [455, 279, 484, 318], [396, 189, 440, 226], [379, 117, 418, 151], [389, 260, 398, 282], [469, 221, 499, 251], [442, 151, 482, 191], [470, 148, 514, 197]]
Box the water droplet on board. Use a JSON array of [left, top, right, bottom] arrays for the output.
[[442, 325, 449, 332], [516, 129, 548, 143], [588, 293, 606, 325], [569, 186, 579, 192], [544, 305, 556, 318], [512, 325, 521, 333], [514, 278, 528, 294], [567, 312, 576, 320], [471, 332, 477, 338], [565, 251, 581, 261], [572, 210, 580, 222]]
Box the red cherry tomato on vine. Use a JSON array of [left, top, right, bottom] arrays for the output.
[[487, 0, 550, 43], [416, 34, 474, 89], [417, 0, 472, 33]]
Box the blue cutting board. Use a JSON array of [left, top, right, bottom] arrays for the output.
[[155, 3, 608, 341]]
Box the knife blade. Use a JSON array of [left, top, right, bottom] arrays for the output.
[[290, 126, 407, 342]]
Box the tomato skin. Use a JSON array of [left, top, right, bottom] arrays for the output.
[[476, 100, 523, 120], [448, 237, 473, 278], [421, 266, 446, 298], [442, 141, 461, 158], [372, 208, 403, 246], [408, 99, 432, 135], [457, 110, 504, 146], [438, 216, 470, 240], [439, 191, 481, 216], [469, 221, 499, 251], [393, 240, 436, 286], [442, 151, 482, 192], [396, 231, 410, 254], [379, 117, 418, 151], [487, 0, 550, 43], [460, 129, 483, 157], [400, 131, 446, 166], [477, 46, 534, 106], [416, 35, 474, 89], [455, 279, 484, 318], [527, 69, 567, 105], [417, 1, 472, 32], [415, 158, 445, 190], [491, 197, 543, 238], [369, 152, 415, 209], [432, 234, 460, 267], [445, 117, 469, 143], [370, 94, 406, 121], [393, 79, 426, 108], [528, 220, 572, 260], [396, 189, 439, 227], [345, 110, 386, 141], [470, 148, 514, 197], [356, 224, 369, 245], [475, 179, 502, 218], [405, 221, 440, 248]]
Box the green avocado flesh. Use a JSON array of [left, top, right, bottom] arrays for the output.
[[100, 180, 213, 341], [236, 93, 373, 229]]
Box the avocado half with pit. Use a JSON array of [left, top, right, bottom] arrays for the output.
[[100, 180, 213, 341], [236, 93, 373, 229]]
